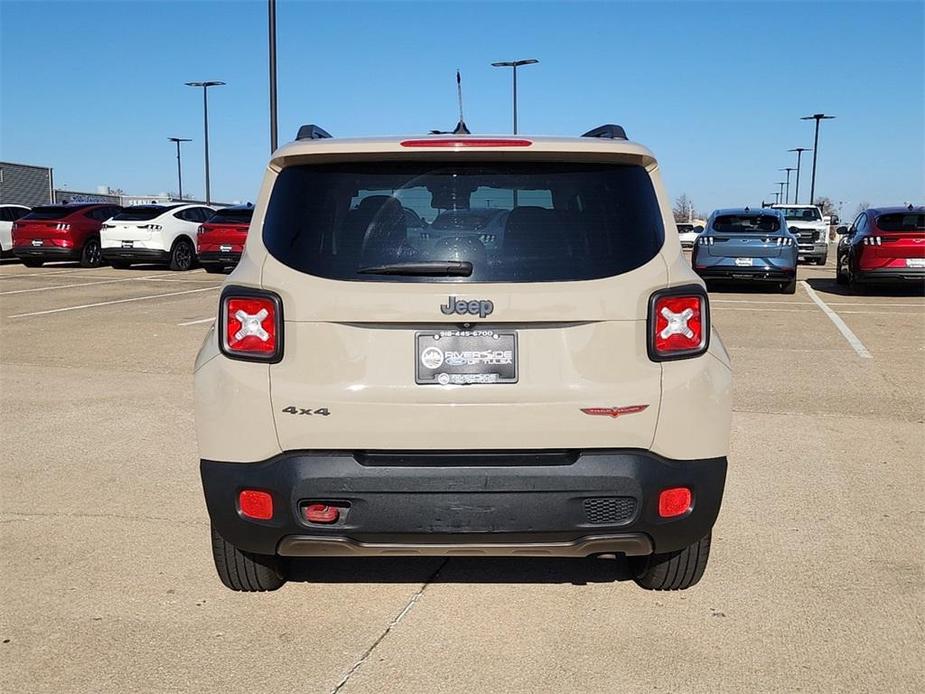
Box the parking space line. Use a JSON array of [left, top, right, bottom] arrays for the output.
[[716, 306, 916, 315], [800, 281, 873, 359], [178, 317, 215, 326], [0, 275, 160, 296], [7, 286, 220, 319], [0, 269, 86, 280]]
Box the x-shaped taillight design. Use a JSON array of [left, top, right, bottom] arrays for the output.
[[659, 306, 695, 340], [234, 308, 270, 342]]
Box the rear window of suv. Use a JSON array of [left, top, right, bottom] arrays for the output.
[[207, 208, 254, 225], [262, 162, 665, 282], [113, 205, 179, 221], [24, 205, 93, 220], [712, 215, 781, 233], [876, 213, 925, 232]]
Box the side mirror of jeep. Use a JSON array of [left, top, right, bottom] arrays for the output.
[[836, 226, 849, 235]]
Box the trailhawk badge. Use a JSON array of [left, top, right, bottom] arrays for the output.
[[440, 296, 494, 318]]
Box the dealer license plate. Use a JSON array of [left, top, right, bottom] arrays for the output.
[[31, 239, 43, 247], [906, 258, 925, 268], [735, 257, 753, 267], [415, 330, 517, 385], [122, 241, 134, 249]]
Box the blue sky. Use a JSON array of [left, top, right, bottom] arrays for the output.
[[2, 0, 923, 215]]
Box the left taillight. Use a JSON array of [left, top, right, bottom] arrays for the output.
[[647, 285, 709, 361], [219, 287, 284, 363]]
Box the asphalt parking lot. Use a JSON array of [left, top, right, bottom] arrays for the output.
[[1, 258, 922, 693]]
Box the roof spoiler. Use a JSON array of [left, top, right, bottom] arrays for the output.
[[296, 124, 333, 141], [581, 124, 628, 140]]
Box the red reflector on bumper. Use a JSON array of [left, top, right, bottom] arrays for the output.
[[658, 487, 692, 518], [303, 504, 339, 524], [238, 490, 273, 520]]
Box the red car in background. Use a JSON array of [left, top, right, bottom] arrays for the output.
[[197, 203, 254, 273], [12, 202, 122, 268], [836, 205, 925, 292]]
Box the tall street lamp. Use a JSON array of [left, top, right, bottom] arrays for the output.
[[167, 137, 191, 200], [268, 0, 278, 152], [490, 58, 539, 134], [776, 181, 786, 204], [185, 80, 226, 204], [800, 113, 835, 205], [779, 167, 796, 204], [788, 147, 811, 204]]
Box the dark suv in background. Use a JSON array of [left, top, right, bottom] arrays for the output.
[[11, 202, 122, 267]]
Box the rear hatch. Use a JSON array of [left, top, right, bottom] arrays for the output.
[[13, 206, 84, 246], [106, 206, 173, 242], [199, 208, 252, 251], [260, 158, 669, 450], [871, 211, 925, 267], [708, 213, 783, 258]]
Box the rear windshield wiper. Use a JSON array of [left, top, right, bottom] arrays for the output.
[[357, 261, 473, 277]]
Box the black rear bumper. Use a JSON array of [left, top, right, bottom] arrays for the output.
[[13, 246, 80, 261], [101, 248, 170, 263], [855, 268, 925, 284], [697, 267, 795, 282], [199, 251, 242, 266], [201, 450, 727, 557]]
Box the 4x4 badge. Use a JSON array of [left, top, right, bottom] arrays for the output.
[[581, 405, 649, 418], [440, 296, 494, 318]]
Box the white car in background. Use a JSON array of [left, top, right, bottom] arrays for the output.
[[676, 220, 705, 249], [0, 204, 31, 257], [101, 203, 214, 270]]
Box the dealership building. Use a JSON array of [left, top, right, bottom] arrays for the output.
[[1, 161, 227, 208]]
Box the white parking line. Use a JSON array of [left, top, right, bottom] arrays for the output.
[[0, 269, 85, 280], [7, 286, 220, 319], [0, 275, 159, 296], [716, 306, 917, 315], [178, 317, 215, 326], [800, 281, 873, 359]]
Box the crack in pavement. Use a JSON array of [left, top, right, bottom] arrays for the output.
[[329, 558, 449, 694]]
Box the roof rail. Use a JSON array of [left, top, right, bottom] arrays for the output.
[[581, 124, 628, 140], [296, 124, 333, 141]]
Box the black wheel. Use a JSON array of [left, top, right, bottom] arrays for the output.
[[816, 255, 828, 266], [632, 533, 711, 591], [169, 238, 195, 271], [210, 526, 286, 592], [110, 260, 131, 270], [781, 278, 797, 294], [203, 264, 226, 274], [836, 254, 848, 285], [80, 238, 102, 268], [21, 259, 43, 268]]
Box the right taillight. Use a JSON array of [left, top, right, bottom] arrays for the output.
[[648, 286, 709, 361], [219, 287, 284, 362]]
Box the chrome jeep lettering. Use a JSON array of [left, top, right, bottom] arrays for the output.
[[439, 296, 494, 318]]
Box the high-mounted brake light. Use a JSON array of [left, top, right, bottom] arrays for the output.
[[400, 138, 533, 148], [219, 287, 284, 362], [647, 286, 709, 361]]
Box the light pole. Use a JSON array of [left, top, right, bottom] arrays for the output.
[[185, 80, 226, 204], [490, 58, 538, 134], [268, 0, 278, 152], [167, 137, 191, 200], [788, 147, 811, 204], [776, 181, 786, 204], [779, 167, 796, 204], [800, 113, 835, 205]]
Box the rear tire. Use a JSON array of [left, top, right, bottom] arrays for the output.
[[816, 255, 828, 266], [781, 278, 797, 294], [849, 271, 866, 295], [632, 533, 711, 591], [80, 238, 102, 268], [169, 238, 195, 271], [21, 259, 43, 268], [836, 255, 848, 285], [210, 526, 286, 592], [203, 264, 226, 274]]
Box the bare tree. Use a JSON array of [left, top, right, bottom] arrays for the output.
[[813, 196, 839, 218], [853, 201, 870, 218], [673, 194, 694, 222]]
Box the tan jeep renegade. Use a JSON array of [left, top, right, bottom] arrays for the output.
[[195, 124, 732, 592]]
